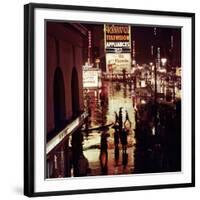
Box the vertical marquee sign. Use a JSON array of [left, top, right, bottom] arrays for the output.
[[104, 24, 132, 74]]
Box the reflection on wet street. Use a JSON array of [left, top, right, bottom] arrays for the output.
[[80, 79, 181, 176], [82, 81, 136, 176]]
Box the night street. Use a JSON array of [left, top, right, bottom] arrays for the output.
[[82, 81, 136, 175], [46, 22, 181, 178]]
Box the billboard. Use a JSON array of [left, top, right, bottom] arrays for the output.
[[106, 53, 131, 74], [104, 24, 132, 73], [83, 68, 100, 88], [104, 24, 131, 53]]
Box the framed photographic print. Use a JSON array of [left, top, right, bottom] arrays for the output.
[[24, 3, 195, 197]]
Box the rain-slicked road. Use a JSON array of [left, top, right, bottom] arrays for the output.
[[82, 81, 137, 176]]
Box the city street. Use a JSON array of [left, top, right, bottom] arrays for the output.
[[46, 22, 182, 179], [82, 81, 136, 176], [80, 79, 181, 176]]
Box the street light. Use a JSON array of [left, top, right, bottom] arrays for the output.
[[149, 62, 153, 66], [161, 58, 167, 66]]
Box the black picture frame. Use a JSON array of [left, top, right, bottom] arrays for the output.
[[24, 3, 195, 197]]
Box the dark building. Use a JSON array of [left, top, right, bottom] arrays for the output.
[[46, 22, 88, 178]]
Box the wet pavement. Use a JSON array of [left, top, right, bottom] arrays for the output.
[[80, 80, 181, 176], [48, 80, 181, 178], [82, 81, 137, 176]]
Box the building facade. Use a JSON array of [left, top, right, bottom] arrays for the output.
[[46, 22, 88, 178]]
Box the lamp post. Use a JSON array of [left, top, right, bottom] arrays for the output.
[[152, 47, 161, 137], [150, 27, 161, 137]]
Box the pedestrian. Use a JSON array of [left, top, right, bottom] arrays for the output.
[[121, 128, 128, 153], [114, 111, 119, 125], [114, 145, 119, 166], [77, 154, 89, 176], [118, 107, 123, 131], [124, 110, 131, 129], [114, 126, 120, 147], [122, 152, 128, 169], [100, 132, 108, 174]]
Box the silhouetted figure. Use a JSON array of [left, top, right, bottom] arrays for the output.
[[77, 154, 89, 176], [112, 112, 120, 147], [100, 86, 108, 107], [123, 83, 127, 98], [112, 112, 120, 166], [174, 100, 181, 171], [100, 132, 108, 175], [122, 152, 128, 169], [71, 132, 84, 177], [118, 107, 123, 133], [114, 145, 119, 166], [125, 110, 130, 121], [121, 128, 128, 153], [114, 111, 119, 125], [122, 68, 126, 82], [124, 110, 131, 129], [134, 107, 138, 127]]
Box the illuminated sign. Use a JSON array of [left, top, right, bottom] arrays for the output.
[[106, 53, 131, 73], [104, 24, 132, 73], [106, 42, 130, 48], [104, 24, 131, 52], [106, 35, 130, 41], [83, 68, 100, 88], [105, 25, 129, 34]]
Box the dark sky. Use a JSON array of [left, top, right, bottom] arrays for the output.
[[82, 23, 181, 67], [132, 26, 181, 66]]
